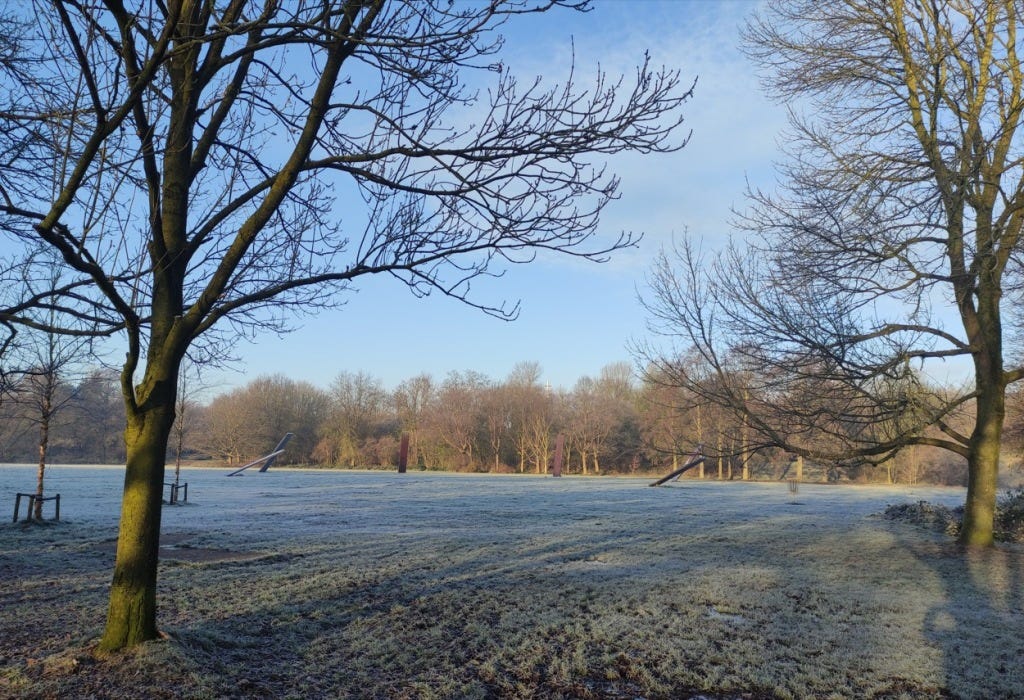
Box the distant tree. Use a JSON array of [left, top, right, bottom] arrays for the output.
[[200, 375, 328, 465], [569, 376, 607, 474], [71, 368, 125, 464], [639, 365, 702, 474], [317, 371, 389, 466], [393, 374, 434, 469], [425, 371, 489, 470], [524, 384, 557, 473], [196, 389, 253, 465], [568, 363, 639, 473], [640, 0, 1022, 546], [505, 362, 546, 472], [169, 361, 208, 486], [480, 383, 516, 471]]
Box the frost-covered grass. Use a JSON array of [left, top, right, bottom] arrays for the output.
[[1, 467, 1022, 699]]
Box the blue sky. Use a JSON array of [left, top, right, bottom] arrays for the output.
[[202, 0, 786, 394]]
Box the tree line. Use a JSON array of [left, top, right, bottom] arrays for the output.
[[5, 358, 1006, 485]]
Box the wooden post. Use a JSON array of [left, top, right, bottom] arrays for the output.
[[15, 493, 59, 522], [552, 434, 565, 477], [398, 433, 409, 473]]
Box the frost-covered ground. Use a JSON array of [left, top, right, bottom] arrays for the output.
[[1, 466, 1022, 699]]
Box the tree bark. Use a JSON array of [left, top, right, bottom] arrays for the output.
[[99, 375, 178, 651], [34, 402, 50, 520], [960, 346, 1004, 547]]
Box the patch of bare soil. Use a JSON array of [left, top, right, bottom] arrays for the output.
[[85, 532, 266, 564]]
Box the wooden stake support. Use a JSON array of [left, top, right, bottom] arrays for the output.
[[13, 493, 60, 522], [164, 481, 188, 504]]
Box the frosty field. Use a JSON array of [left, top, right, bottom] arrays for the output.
[[1, 466, 1022, 699]]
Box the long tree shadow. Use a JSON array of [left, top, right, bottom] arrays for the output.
[[6, 479, 1013, 698], [892, 528, 1024, 699]]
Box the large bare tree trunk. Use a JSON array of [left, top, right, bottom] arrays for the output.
[[99, 397, 176, 651], [960, 338, 1004, 546]]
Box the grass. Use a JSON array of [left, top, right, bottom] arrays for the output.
[[1, 470, 1022, 698]]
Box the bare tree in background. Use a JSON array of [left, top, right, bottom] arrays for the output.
[[0, 0, 690, 648], [317, 371, 388, 466], [428, 370, 488, 470], [640, 0, 1024, 546], [169, 359, 210, 489], [17, 328, 89, 519], [199, 374, 328, 464], [393, 373, 434, 469]]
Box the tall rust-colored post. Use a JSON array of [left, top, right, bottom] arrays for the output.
[[552, 434, 565, 477], [398, 434, 409, 473]]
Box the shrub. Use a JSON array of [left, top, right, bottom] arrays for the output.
[[884, 489, 1024, 542]]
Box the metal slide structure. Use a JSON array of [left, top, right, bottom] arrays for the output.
[[225, 433, 294, 477], [649, 447, 705, 487]]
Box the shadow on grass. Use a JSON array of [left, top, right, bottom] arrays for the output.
[[893, 531, 1024, 700], [4, 479, 1008, 699]]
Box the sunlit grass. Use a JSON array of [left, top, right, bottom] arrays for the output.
[[1, 470, 1021, 698]]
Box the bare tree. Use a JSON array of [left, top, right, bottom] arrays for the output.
[[0, 0, 690, 648], [480, 382, 515, 471], [17, 328, 88, 518], [169, 360, 207, 489], [640, 0, 1023, 546], [426, 370, 488, 470], [317, 371, 388, 466], [524, 383, 557, 473], [505, 361, 545, 472], [2, 248, 96, 516], [71, 368, 126, 464], [199, 374, 329, 464], [639, 363, 704, 474], [393, 373, 434, 469], [569, 363, 638, 474]]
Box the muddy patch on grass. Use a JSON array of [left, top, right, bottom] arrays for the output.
[[84, 532, 269, 564]]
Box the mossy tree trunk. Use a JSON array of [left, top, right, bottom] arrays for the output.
[[98, 358, 181, 651], [97, 0, 204, 648], [959, 286, 1005, 547]]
